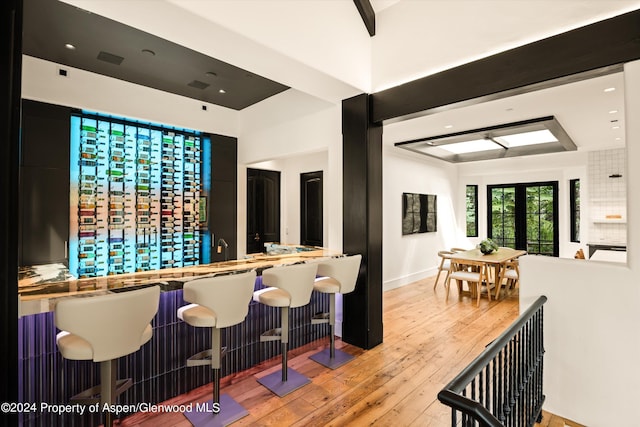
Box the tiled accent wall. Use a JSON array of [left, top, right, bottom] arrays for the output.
[[588, 148, 627, 245], [19, 279, 329, 426]]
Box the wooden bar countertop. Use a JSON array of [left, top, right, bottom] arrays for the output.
[[18, 246, 341, 316]]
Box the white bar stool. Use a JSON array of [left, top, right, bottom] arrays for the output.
[[55, 285, 160, 427], [177, 270, 256, 427], [309, 254, 362, 369], [253, 262, 318, 397]]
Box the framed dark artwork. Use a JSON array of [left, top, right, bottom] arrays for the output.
[[402, 193, 437, 235]]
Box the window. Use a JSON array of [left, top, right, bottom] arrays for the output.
[[489, 186, 516, 248], [466, 185, 478, 237], [570, 179, 580, 242]]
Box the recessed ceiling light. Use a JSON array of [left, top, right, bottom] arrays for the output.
[[609, 110, 618, 114], [141, 49, 155, 56], [612, 126, 620, 129], [205, 71, 217, 78], [444, 125, 453, 129], [604, 87, 616, 92], [615, 137, 622, 141], [218, 89, 226, 94], [65, 43, 76, 50]]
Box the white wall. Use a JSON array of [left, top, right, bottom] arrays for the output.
[[246, 151, 328, 250], [238, 89, 342, 256], [519, 59, 640, 426], [382, 145, 462, 291], [238, 89, 340, 164]]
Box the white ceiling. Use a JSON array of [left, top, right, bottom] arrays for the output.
[[384, 71, 626, 153], [370, 1, 640, 91], [60, 0, 638, 155]]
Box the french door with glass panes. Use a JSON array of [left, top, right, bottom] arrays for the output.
[[487, 182, 558, 256]]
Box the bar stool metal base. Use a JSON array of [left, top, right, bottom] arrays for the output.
[[257, 368, 310, 397], [186, 347, 228, 367], [309, 348, 354, 370], [183, 394, 248, 427]]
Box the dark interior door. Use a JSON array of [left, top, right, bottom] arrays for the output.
[[247, 168, 280, 254], [300, 171, 323, 246]]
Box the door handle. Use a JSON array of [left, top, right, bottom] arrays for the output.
[[254, 233, 260, 241]]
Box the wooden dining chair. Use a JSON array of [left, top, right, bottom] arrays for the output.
[[450, 247, 469, 253], [435, 247, 470, 290], [495, 260, 520, 299], [445, 259, 489, 307], [434, 250, 455, 289]]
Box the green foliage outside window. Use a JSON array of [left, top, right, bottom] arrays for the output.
[[466, 185, 478, 237], [489, 183, 556, 256], [491, 187, 516, 248], [570, 179, 580, 242]]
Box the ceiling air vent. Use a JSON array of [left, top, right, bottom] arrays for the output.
[[97, 51, 124, 65], [188, 80, 209, 90]]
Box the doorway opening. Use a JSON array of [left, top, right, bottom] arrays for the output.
[[300, 171, 323, 246], [246, 168, 280, 254], [488, 182, 559, 256]]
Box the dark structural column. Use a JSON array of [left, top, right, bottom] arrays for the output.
[[342, 94, 383, 350], [1, 0, 22, 424]]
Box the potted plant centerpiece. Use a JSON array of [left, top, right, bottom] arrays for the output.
[[478, 238, 499, 255]]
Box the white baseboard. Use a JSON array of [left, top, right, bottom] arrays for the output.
[[383, 267, 437, 292]]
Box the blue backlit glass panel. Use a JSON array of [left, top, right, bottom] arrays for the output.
[[69, 112, 206, 278]]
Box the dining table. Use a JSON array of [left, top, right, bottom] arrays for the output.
[[449, 247, 527, 300]]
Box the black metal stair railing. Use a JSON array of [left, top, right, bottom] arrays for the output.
[[438, 296, 547, 427]]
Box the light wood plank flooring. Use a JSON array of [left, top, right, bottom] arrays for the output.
[[115, 276, 559, 426], [537, 411, 586, 427]]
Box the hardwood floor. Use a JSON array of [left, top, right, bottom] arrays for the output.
[[537, 411, 586, 427], [116, 276, 531, 426]]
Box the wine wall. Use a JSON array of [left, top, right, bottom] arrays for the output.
[[69, 113, 202, 278]]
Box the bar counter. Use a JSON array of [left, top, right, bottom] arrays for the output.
[[18, 246, 339, 316], [18, 247, 338, 426]]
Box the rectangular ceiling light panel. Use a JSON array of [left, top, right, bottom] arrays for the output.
[[493, 129, 558, 148], [438, 138, 503, 154], [394, 116, 576, 163]]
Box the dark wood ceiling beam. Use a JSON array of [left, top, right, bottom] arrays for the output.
[[372, 8, 640, 123], [353, 0, 375, 37]]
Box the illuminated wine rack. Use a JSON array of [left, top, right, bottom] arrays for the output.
[[69, 113, 202, 278]]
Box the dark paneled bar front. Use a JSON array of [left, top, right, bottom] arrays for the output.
[[18, 250, 335, 426]]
